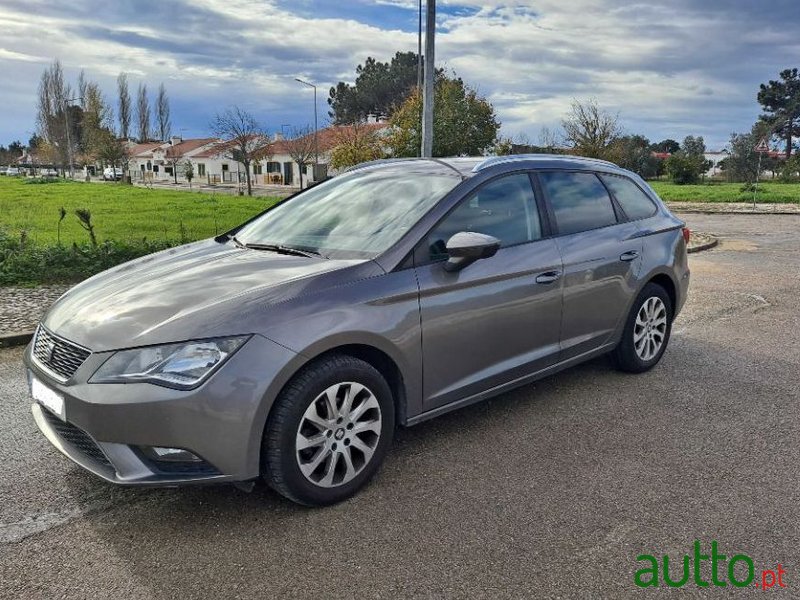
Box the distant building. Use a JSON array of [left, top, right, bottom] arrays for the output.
[[127, 137, 219, 182], [126, 123, 390, 188], [704, 150, 729, 177]]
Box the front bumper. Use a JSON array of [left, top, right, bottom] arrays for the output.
[[24, 333, 300, 486]]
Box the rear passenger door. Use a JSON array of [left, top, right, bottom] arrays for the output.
[[537, 170, 643, 361]]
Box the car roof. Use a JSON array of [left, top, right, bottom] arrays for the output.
[[348, 154, 628, 178]]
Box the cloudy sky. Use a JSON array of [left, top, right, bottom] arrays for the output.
[[0, 0, 798, 150]]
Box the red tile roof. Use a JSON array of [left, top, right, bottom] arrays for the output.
[[162, 138, 219, 158], [192, 139, 238, 159], [128, 142, 164, 158]]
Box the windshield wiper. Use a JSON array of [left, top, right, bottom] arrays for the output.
[[230, 235, 246, 249], [243, 243, 324, 259]]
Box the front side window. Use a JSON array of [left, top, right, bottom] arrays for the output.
[[427, 173, 541, 260], [236, 168, 461, 259], [600, 174, 657, 220], [540, 171, 617, 235]]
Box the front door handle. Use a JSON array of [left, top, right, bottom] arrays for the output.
[[535, 271, 561, 284], [620, 250, 639, 262]]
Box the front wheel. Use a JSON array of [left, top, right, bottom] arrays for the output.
[[262, 355, 395, 506], [613, 283, 673, 373]]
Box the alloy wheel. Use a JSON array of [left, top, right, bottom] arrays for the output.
[[295, 382, 382, 488], [633, 296, 668, 361]]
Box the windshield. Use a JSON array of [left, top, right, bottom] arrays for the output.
[[235, 168, 461, 259]]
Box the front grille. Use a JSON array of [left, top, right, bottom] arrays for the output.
[[33, 326, 91, 381], [40, 408, 113, 470]]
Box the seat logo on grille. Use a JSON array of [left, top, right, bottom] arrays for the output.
[[46, 340, 57, 362]]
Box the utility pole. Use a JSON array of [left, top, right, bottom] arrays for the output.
[[417, 0, 423, 93], [421, 0, 435, 158], [295, 78, 319, 180]]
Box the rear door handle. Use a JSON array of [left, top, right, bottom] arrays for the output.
[[535, 271, 561, 284], [620, 251, 639, 262]]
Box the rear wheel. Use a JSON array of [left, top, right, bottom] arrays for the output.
[[613, 283, 673, 373], [262, 355, 394, 506]]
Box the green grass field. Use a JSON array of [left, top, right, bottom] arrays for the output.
[[2, 177, 798, 248], [649, 181, 800, 203], [0, 178, 278, 245]]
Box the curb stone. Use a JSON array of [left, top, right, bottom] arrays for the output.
[[667, 202, 800, 215], [687, 234, 719, 254], [0, 331, 34, 349]]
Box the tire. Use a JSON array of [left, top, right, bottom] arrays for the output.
[[262, 354, 395, 506], [613, 283, 673, 373]]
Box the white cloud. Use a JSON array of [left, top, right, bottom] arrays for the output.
[[0, 0, 796, 149]]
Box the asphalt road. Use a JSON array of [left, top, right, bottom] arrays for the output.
[[1, 213, 799, 599]]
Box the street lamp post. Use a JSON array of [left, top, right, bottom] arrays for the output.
[[63, 96, 82, 179], [294, 78, 319, 180]]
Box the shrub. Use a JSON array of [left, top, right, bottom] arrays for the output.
[[24, 177, 67, 185], [778, 155, 800, 183], [0, 229, 175, 286], [665, 153, 704, 184]]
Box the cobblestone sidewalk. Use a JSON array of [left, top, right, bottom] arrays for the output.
[[0, 285, 71, 334], [668, 201, 800, 213]]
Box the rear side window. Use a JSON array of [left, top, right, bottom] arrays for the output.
[[600, 174, 657, 220], [540, 172, 617, 235]]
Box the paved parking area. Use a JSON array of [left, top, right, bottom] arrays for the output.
[[1, 213, 799, 599]]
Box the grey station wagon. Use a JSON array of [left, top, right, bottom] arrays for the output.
[[25, 155, 690, 506]]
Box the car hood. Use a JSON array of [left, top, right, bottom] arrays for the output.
[[43, 239, 382, 351]]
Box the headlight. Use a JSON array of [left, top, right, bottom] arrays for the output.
[[90, 336, 250, 389]]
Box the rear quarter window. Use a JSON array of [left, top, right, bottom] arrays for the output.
[[600, 174, 658, 220]]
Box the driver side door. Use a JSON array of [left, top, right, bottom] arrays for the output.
[[414, 173, 564, 412]]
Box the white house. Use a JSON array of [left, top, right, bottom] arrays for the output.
[[126, 122, 390, 188], [128, 137, 220, 182]]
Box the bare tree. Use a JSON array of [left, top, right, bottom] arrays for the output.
[[285, 126, 316, 189], [164, 142, 185, 185], [36, 60, 72, 173], [136, 82, 151, 142], [538, 126, 561, 150], [210, 106, 269, 196], [561, 98, 621, 159], [117, 73, 131, 139], [77, 70, 88, 110], [156, 83, 171, 141]]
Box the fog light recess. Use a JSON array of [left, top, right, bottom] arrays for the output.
[[142, 446, 203, 463]]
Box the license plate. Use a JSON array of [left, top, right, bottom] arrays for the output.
[[30, 375, 65, 421]]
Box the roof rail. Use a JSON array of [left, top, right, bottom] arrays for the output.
[[472, 154, 618, 173], [343, 157, 414, 173]]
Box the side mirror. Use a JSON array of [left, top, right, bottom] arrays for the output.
[[443, 231, 501, 272]]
